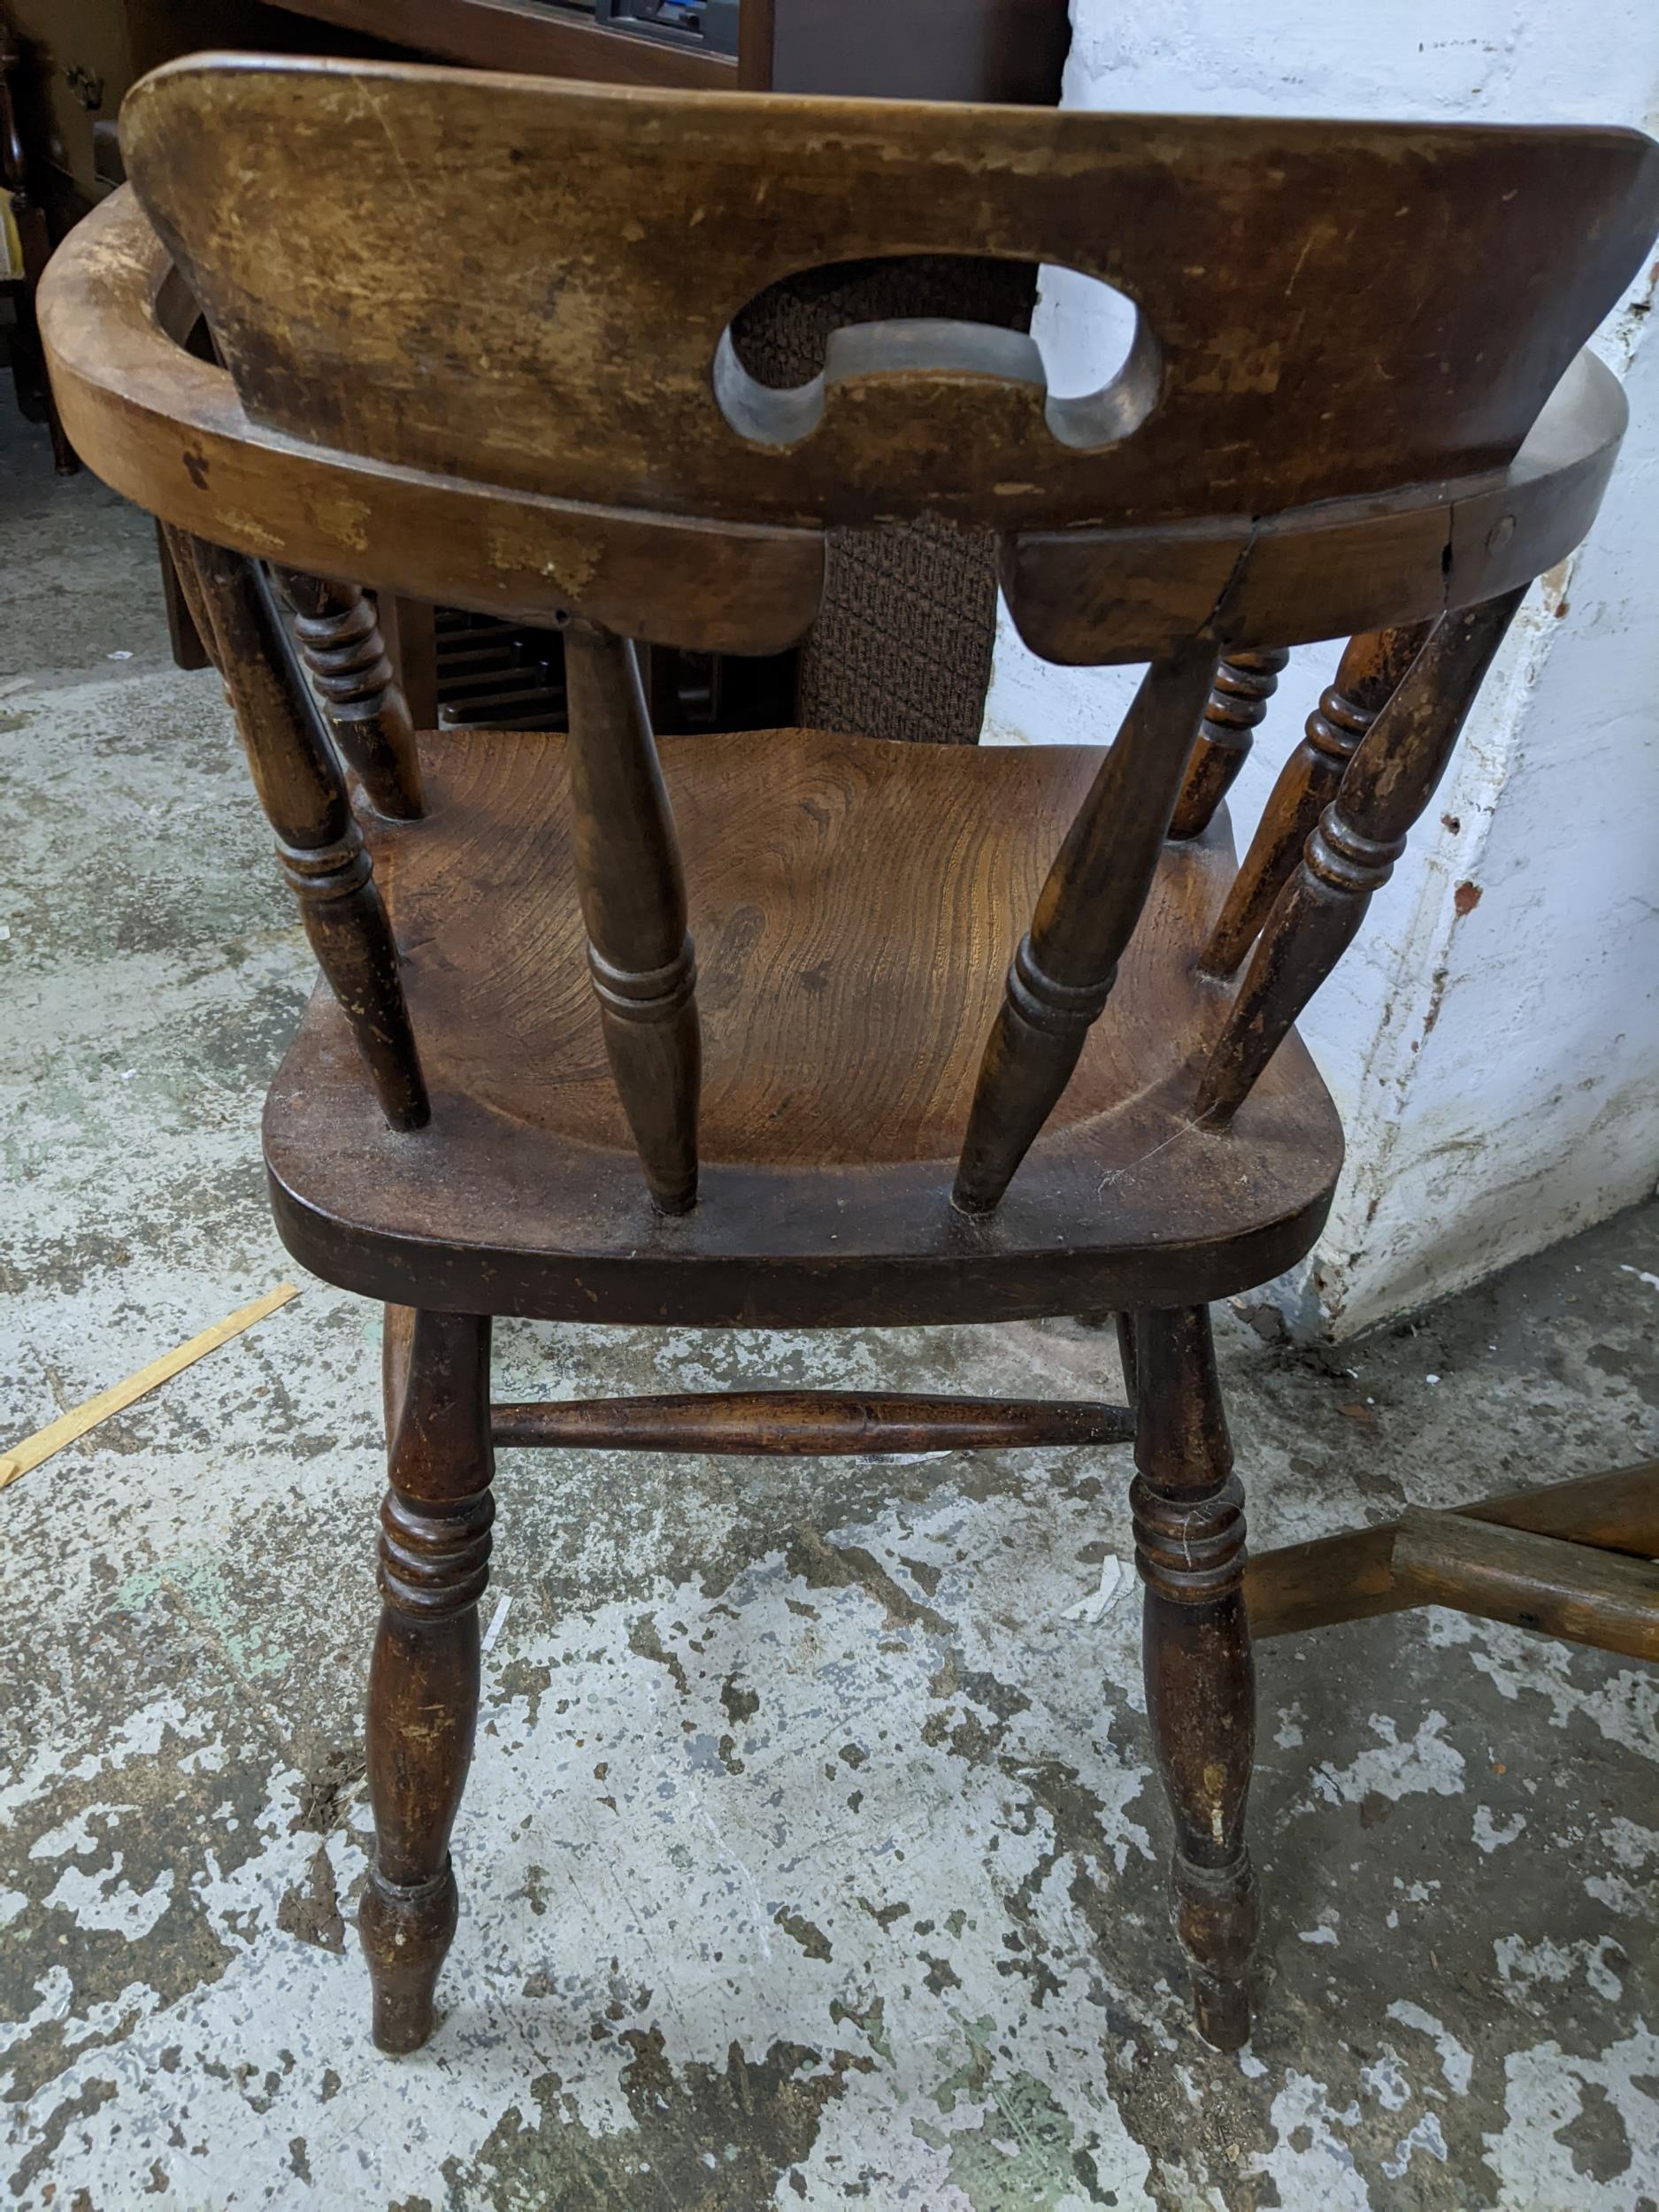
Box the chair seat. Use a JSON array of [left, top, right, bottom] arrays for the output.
[[265, 726, 1342, 1326]]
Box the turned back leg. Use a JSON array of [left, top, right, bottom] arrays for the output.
[[360, 1307, 494, 2053], [1131, 1304, 1257, 2048]]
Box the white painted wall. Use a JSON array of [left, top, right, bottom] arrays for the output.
[[984, 0, 1659, 1339]]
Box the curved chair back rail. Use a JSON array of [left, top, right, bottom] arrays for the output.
[[42, 183, 1631, 663]]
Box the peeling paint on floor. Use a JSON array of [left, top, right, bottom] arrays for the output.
[[3, 396, 1657, 2209]]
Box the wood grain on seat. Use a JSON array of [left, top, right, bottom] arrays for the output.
[[265, 726, 1342, 1324]]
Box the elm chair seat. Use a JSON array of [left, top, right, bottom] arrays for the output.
[[268, 724, 1340, 1327]]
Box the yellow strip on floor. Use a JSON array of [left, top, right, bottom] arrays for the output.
[[0, 1283, 301, 1492]]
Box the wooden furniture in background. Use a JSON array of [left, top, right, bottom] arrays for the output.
[[42, 56, 1659, 2055], [11, 0, 1069, 726], [1248, 1462, 1659, 1662], [1, 17, 73, 466], [264, 0, 1073, 97]]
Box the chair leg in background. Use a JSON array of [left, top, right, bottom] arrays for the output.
[[1131, 1304, 1257, 2047], [1115, 1311, 1138, 1408], [359, 1308, 495, 2053]]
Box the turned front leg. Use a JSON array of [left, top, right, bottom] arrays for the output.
[[1131, 1305, 1256, 2049], [360, 1309, 494, 2054]]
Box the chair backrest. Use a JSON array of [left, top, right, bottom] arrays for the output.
[[41, 58, 1659, 1215], [121, 58, 1659, 535]]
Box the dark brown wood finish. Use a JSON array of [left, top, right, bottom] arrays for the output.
[[491, 1391, 1133, 1454], [273, 568, 426, 821], [1202, 626, 1432, 978], [1115, 1312, 1139, 1408], [1000, 349, 1630, 664], [377, 595, 439, 731], [1392, 1509, 1659, 1663], [43, 58, 1659, 2058], [1248, 1462, 1659, 1640], [264, 726, 1340, 1328], [30, 0, 1070, 737], [360, 1307, 494, 2053], [156, 521, 211, 672], [954, 642, 1219, 1213], [1132, 1305, 1256, 2051], [113, 68, 1659, 533], [167, 527, 428, 1131], [1171, 649, 1290, 842], [1196, 588, 1525, 1126], [560, 619, 701, 1213], [45, 190, 1636, 663]]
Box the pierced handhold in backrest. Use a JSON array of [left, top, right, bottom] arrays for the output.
[[953, 640, 1221, 1213], [714, 302, 1160, 465], [169, 527, 428, 1132], [559, 618, 701, 1214], [1170, 649, 1290, 841], [1194, 588, 1525, 1129], [273, 568, 426, 821], [1199, 626, 1432, 975], [717, 316, 1047, 449]]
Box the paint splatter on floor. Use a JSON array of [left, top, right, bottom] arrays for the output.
[[3, 395, 1656, 2210]]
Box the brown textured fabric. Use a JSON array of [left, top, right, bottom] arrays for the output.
[[732, 255, 1038, 743]]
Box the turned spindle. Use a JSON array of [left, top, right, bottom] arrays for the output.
[[953, 641, 1220, 1213], [1200, 626, 1432, 977], [169, 528, 428, 1131], [273, 568, 426, 820], [1196, 588, 1525, 1127], [1169, 648, 1290, 841], [560, 618, 701, 1212]]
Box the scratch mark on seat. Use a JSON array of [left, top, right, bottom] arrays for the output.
[[1096, 1113, 1206, 1192]]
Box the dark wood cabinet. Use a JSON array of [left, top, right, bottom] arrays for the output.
[[15, 0, 1071, 730]]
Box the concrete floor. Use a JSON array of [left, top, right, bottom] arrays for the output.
[[2, 389, 1656, 2212]]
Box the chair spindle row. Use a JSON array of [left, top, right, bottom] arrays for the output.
[[167, 536, 1523, 1211], [1200, 624, 1435, 979], [164, 526, 429, 1132], [1195, 588, 1526, 1126]]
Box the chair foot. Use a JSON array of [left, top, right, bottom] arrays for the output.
[[360, 1863, 457, 2055], [1174, 1847, 1257, 2049], [1192, 1971, 1251, 2053]]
